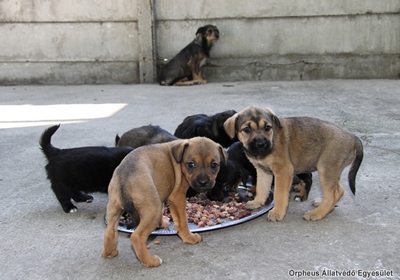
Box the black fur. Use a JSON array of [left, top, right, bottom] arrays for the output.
[[40, 124, 133, 213], [174, 110, 238, 148], [206, 142, 257, 201]]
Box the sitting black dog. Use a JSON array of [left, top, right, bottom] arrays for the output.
[[174, 110, 237, 147], [40, 125, 133, 213]]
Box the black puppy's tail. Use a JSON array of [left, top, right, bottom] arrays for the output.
[[115, 134, 120, 146], [39, 124, 61, 158], [348, 136, 364, 195]]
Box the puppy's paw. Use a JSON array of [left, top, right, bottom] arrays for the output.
[[312, 197, 323, 207], [182, 233, 202, 244], [160, 216, 170, 229], [303, 210, 323, 221], [101, 249, 118, 258], [69, 207, 78, 213], [267, 208, 285, 222], [246, 199, 264, 209], [142, 255, 163, 267], [292, 181, 308, 201]]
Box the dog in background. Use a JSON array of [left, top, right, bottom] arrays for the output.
[[115, 125, 177, 148], [224, 106, 363, 221], [159, 25, 219, 86], [40, 125, 133, 213], [174, 110, 237, 147], [102, 137, 226, 267]]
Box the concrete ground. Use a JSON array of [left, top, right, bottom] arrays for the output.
[[0, 80, 399, 280]]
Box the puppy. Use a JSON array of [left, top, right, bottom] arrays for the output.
[[115, 125, 177, 148], [206, 141, 257, 201], [207, 141, 313, 202], [40, 125, 133, 213], [224, 106, 363, 221], [174, 110, 237, 147], [159, 25, 219, 86], [102, 137, 226, 267]]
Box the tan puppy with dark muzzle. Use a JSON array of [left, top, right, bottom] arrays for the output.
[[224, 106, 363, 222], [102, 137, 226, 267]]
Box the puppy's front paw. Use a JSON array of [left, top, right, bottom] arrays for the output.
[[142, 255, 163, 267], [303, 210, 323, 221], [267, 208, 285, 222], [102, 249, 118, 258], [246, 199, 264, 209], [182, 233, 202, 244]]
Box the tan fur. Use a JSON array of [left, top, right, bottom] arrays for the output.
[[102, 137, 226, 267], [224, 106, 363, 221]]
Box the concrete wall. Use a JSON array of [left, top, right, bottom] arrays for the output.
[[0, 0, 139, 84], [1, 0, 399, 85]]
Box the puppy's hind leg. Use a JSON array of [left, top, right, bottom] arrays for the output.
[[51, 182, 78, 213], [72, 191, 94, 203], [130, 203, 163, 267], [102, 200, 123, 259], [304, 169, 344, 221]]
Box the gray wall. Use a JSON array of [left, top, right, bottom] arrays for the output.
[[1, 0, 399, 85]]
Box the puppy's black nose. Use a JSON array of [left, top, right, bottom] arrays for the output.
[[198, 179, 209, 187], [255, 139, 267, 149], [215, 33, 219, 39]]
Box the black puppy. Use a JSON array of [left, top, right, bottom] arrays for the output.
[[40, 125, 133, 213], [174, 110, 237, 147], [206, 142, 257, 201]]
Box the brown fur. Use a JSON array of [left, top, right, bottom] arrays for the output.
[[159, 25, 219, 86], [102, 137, 226, 267], [224, 106, 363, 221]]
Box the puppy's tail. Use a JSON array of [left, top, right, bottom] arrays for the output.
[[115, 134, 120, 146], [348, 136, 364, 195], [39, 124, 61, 158]]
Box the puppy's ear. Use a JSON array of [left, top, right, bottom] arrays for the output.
[[265, 107, 282, 128], [196, 26, 206, 36], [224, 113, 238, 139], [171, 140, 189, 163], [218, 145, 228, 165]]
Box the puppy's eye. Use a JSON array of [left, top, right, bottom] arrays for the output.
[[186, 162, 195, 170], [264, 125, 272, 132], [211, 161, 219, 170], [242, 126, 251, 134]]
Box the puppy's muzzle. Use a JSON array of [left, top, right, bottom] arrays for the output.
[[248, 137, 272, 156], [191, 175, 215, 193]]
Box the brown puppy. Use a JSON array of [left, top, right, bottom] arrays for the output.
[[102, 137, 226, 267], [159, 25, 219, 86], [224, 106, 363, 221]]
